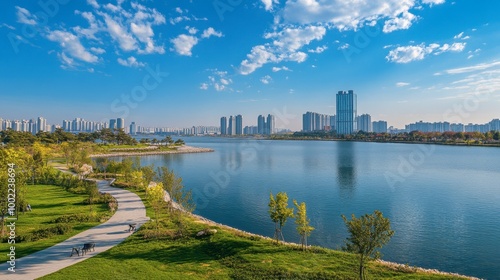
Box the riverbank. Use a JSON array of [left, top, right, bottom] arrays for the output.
[[162, 189, 480, 280], [90, 145, 214, 158]]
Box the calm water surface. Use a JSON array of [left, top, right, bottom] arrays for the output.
[[116, 137, 500, 279]]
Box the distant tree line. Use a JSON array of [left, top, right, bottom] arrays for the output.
[[271, 130, 500, 144]]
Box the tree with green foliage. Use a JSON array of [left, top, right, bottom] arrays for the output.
[[146, 182, 165, 237], [174, 139, 185, 146], [269, 192, 294, 243], [494, 131, 500, 141], [341, 210, 395, 280], [156, 166, 194, 236], [86, 181, 100, 213], [293, 200, 314, 250]]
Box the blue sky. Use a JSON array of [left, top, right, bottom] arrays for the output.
[[0, 0, 499, 130]]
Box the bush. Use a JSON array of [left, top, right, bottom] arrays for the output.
[[17, 224, 72, 243], [53, 213, 101, 223]]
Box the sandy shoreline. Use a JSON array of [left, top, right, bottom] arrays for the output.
[[90, 145, 214, 158]]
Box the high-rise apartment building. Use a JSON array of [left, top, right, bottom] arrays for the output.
[[130, 122, 137, 135], [220, 117, 227, 135], [267, 114, 275, 135], [109, 119, 117, 130], [117, 118, 125, 130], [336, 90, 357, 135], [357, 114, 372, 132], [257, 115, 266, 134], [372, 120, 388, 133], [37, 117, 47, 133], [228, 116, 236, 135], [236, 115, 243, 135]]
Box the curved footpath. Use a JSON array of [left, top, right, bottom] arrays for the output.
[[0, 180, 149, 280]]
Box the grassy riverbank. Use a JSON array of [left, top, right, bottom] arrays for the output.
[[0, 184, 112, 262], [41, 186, 473, 280]]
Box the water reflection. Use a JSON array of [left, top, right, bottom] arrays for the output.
[[337, 142, 356, 196]]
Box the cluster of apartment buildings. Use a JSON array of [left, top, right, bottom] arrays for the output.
[[220, 114, 276, 136], [302, 90, 500, 134]]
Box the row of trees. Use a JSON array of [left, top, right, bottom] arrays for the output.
[[269, 191, 394, 280], [0, 128, 138, 146], [272, 130, 500, 143]]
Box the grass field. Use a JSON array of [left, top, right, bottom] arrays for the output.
[[0, 184, 111, 262], [40, 186, 467, 280]]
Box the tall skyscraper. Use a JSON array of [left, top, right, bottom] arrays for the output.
[[109, 119, 117, 130], [228, 116, 236, 135], [220, 117, 227, 135], [117, 118, 125, 130], [130, 122, 137, 135], [235, 115, 243, 135], [357, 114, 372, 132], [267, 114, 275, 135], [336, 90, 357, 135], [37, 117, 47, 133], [257, 115, 266, 134]]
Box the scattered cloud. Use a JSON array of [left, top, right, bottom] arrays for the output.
[[46, 30, 98, 65], [337, 43, 350, 50], [171, 34, 198, 56], [443, 61, 500, 75], [117, 56, 146, 67], [239, 25, 326, 75], [272, 66, 291, 72], [261, 0, 279, 11], [201, 27, 223, 39], [308, 45, 328, 53], [90, 47, 106, 54], [87, 0, 99, 9], [1, 23, 15, 30], [201, 69, 233, 92], [260, 75, 272, 84], [15, 6, 37, 25], [383, 11, 417, 33], [396, 82, 410, 87], [386, 42, 466, 63], [103, 14, 138, 51]]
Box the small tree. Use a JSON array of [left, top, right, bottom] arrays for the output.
[[293, 200, 314, 250], [146, 182, 165, 236], [268, 192, 294, 243], [341, 210, 395, 280]]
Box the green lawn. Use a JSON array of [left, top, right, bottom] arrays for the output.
[[0, 184, 111, 262], [41, 187, 467, 280]]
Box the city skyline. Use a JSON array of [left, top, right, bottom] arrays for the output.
[[0, 1, 498, 130]]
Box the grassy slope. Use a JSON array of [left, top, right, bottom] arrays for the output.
[[0, 184, 110, 262], [41, 187, 465, 280]]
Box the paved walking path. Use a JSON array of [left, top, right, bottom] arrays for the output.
[[0, 180, 149, 279]]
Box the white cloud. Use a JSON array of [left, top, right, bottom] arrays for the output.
[[386, 42, 466, 63], [272, 66, 290, 72], [240, 25, 325, 75], [421, 0, 446, 5], [103, 15, 137, 51], [396, 82, 410, 87], [87, 0, 99, 9], [337, 43, 350, 50], [73, 11, 100, 40], [261, 0, 279, 11], [15, 6, 37, 25], [261, 75, 272, 84], [282, 0, 425, 33], [200, 83, 209, 90], [186, 26, 198, 34], [454, 32, 464, 39], [383, 11, 417, 33], [0, 23, 15, 30], [90, 47, 105, 54], [308, 45, 328, 53], [444, 61, 500, 75], [201, 27, 223, 39], [202, 70, 233, 92], [47, 30, 98, 64], [171, 34, 198, 56], [117, 56, 145, 67]]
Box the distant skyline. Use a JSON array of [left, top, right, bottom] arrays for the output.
[[1, 0, 499, 130]]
